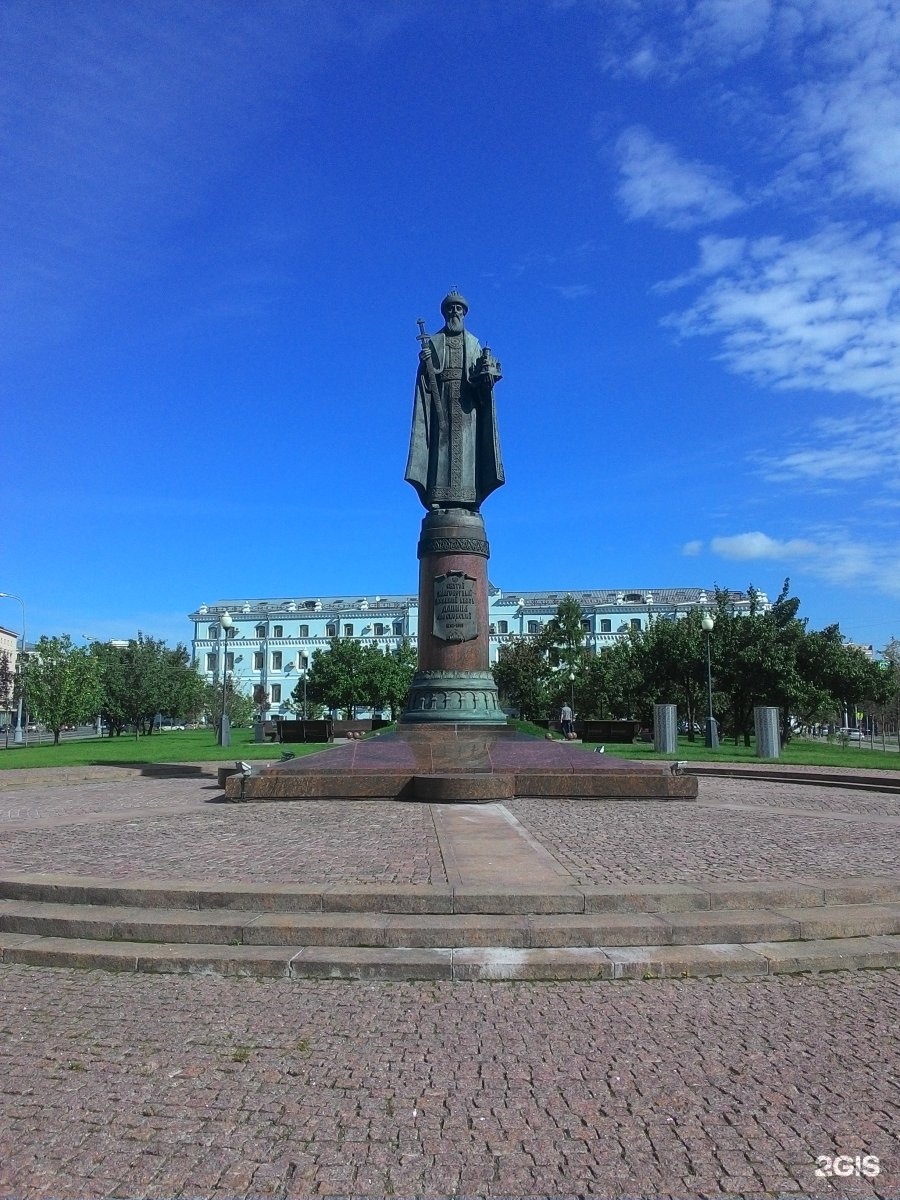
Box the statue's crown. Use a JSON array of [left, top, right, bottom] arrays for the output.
[[440, 288, 469, 317]]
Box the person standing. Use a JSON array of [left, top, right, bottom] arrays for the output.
[[560, 701, 575, 740]]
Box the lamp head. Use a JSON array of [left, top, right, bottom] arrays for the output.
[[701, 614, 715, 633], [221, 611, 234, 631]]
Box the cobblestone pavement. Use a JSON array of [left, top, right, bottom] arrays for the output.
[[1, 775, 897, 886], [1, 770, 899, 1198], [0, 797, 444, 884], [509, 784, 900, 884], [0, 966, 897, 1199]]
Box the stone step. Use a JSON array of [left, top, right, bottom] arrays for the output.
[[2, 898, 898, 949], [1, 873, 897, 915], [1, 931, 899, 981]]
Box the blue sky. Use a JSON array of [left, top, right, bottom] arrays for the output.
[[3, 0, 899, 653]]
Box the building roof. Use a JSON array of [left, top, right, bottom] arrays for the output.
[[189, 586, 758, 620]]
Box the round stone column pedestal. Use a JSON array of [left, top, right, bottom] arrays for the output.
[[401, 508, 502, 724]]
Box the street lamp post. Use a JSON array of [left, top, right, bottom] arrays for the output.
[[218, 611, 233, 747], [568, 671, 575, 712], [301, 668, 308, 720], [0, 592, 26, 745], [701, 613, 719, 749]]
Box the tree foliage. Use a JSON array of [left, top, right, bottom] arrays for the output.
[[24, 635, 103, 743], [492, 586, 889, 741], [294, 638, 417, 719], [92, 636, 207, 736], [0, 651, 12, 716], [203, 677, 255, 729], [493, 636, 551, 720]]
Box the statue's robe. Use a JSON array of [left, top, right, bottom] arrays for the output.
[[404, 328, 505, 510]]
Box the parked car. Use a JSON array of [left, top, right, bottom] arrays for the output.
[[839, 727, 863, 741]]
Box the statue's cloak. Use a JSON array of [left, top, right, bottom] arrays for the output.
[[404, 329, 505, 509]]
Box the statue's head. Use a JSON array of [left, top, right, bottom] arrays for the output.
[[440, 289, 468, 333]]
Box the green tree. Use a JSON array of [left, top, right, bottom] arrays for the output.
[[0, 651, 12, 722], [93, 636, 206, 736], [627, 610, 708, 737], [203, 677, 255, 728], [24, 635, 102, 743], [300, 638, 370, 718], [378, 640, 417, 719], [493, 636, 551, 720], [540, 596, 586, 671]]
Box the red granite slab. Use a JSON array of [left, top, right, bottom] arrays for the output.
[[229, 727, 697, 802]]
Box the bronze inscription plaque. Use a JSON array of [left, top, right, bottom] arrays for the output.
[[433, 571, 478, 643]]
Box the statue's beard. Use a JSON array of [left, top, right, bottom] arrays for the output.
[[445, 315, 463, 334]]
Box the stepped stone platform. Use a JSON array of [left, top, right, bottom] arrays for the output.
[[1, 871, 899, 981], [1, 764, 898, 982], [224, 724, 698, 802]]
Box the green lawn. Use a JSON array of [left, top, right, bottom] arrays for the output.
[[509, 721, 899, 771], [582, 736, 900, 771], [3, 724, 897, 774], [0, 728, 330, 770]]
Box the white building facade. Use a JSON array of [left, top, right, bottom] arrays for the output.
[[189, 586, 764, 720]]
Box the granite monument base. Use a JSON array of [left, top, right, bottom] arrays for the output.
[[224, 725, 697, 802], [402, 508, 501, 723]]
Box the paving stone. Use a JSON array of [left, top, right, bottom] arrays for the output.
[[771, 903, 900, 939], [703, 881, 825, 909], [453, 885, 584, 914], [581, 883, 709, 913], [452, 947, 613, 981], [322, 883, 453, 914], [602, 943, 769, 979], [289, 946, 453, 980], [528, 912, 671, 947], [244, 912, 388, 947], [750, 935, 900, 974], [664, 909, 802, 944]]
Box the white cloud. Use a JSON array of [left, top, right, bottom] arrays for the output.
[[710, 531, 817, 560], [705, 527, 900, 597], [682, 539, 704, 556], [685, 0, 773, 62], [663, 225, 900, 403], [781, 0, 900, 205], [615, 127, 745, 230]]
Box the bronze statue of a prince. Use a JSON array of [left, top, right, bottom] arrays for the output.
[[404, 290, 505, 511]]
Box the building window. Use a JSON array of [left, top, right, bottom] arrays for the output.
[[374, 623, 385, 636], [255, 624, 266, 638], [528, 620, 541, 634], [630, 618, 642, 631], [207, 624, 218, 640], [326, 623, 337, 637], [206, 653, 217, 672], [625, 592, 644, 603], [298, 653, 309, 669], [225, 652, 235, 670], [600, 619, 612, 633], [581, 619, 591, 631], [298, 624, 309, 638], [253, 652, 264, 670], [344, 624, 354, 637], [273, 625, 283, 638], [497, 620, 508, 634], [271, 651, 283, 670], [393, 620, 404, 635], [270, 684, 282, 703]]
